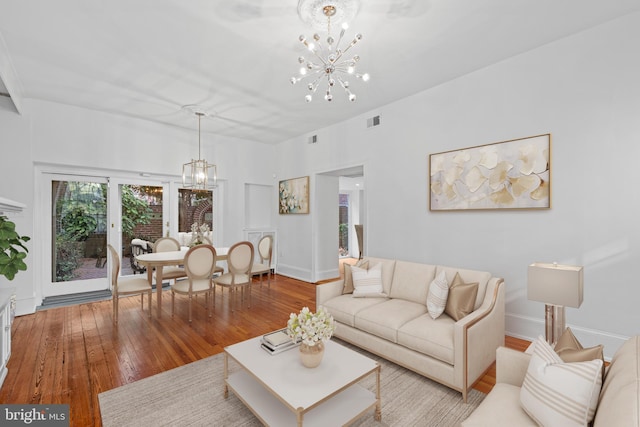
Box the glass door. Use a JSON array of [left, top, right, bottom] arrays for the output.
[[119, 183, 166, 277], [41, 173, 173, 297], [45, 175, 110, 296]]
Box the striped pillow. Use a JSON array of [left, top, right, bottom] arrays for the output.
[[520, 335, 603, 426], [426, 270, 449, 319], [352, 263, 386, 297]]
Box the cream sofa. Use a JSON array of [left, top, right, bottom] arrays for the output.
[[462, 335, 640, 426], [316, 256, 505, 401]]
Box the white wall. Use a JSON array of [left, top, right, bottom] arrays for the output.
[[0, 99, 277, 314], [276, 11, 640, 357]]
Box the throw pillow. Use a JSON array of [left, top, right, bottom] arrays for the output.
[[352, 263, 386, 297], [444, 272, 479, 321], [426, 270, 449, 319], [520, 335, 603, 427], [342, 260, 369, 294], [554, 327, 605, 381]]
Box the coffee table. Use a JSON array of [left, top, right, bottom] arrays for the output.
[[223, 336, 381, 426]]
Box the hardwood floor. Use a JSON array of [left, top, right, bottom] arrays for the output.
[[0, 273, 528, 426]]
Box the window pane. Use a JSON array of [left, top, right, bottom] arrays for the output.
[[339, 193, 349, 257], [121, 185, 161, 276], [52, 180, 107, 282], [179, 189, 213, 233]]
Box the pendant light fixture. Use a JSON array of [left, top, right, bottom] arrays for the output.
[[182, 108, 217, 190]]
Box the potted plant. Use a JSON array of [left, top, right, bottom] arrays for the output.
[[0, 215, 30, 281]]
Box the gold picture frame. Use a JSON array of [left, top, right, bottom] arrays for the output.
[[279, 176, 310, 214], [429, 134, 551, 211]]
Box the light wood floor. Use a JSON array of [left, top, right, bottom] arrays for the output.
[[0, 273, 528, 426]]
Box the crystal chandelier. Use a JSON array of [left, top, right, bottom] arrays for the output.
[[291, 0, 369, 102], [182, 109, 217, 190]]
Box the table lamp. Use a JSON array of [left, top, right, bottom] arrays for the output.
[[527, 262, 584, 345]]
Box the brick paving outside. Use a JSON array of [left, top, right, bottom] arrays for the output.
[[74, 256, 136, 280]]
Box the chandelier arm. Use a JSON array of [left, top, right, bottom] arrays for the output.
[[335, 28, 346, 53], [309, 49, 329, 67], [300, 68, 324, 81]]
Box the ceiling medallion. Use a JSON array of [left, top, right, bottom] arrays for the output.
[[291, 0, 369, 102]]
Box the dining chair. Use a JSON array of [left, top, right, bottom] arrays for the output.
[[152, 236, 187, 286], [213, 241, 254, 312], [171, 244, 217, 323], [107, 244, 152, 323], [251, 235, 273, 288]]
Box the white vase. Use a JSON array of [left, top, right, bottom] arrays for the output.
[[299, 341, 325, 368]]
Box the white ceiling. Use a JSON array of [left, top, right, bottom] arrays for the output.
[[1, 0, 639, 144]]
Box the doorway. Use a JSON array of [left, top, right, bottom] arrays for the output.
[[315, 166, 364, 282]]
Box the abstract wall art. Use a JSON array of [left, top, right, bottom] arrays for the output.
[[429, 134, 551, 211]]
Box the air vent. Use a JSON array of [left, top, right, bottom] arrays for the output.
[[367, 115, 381, 128], [308, 135, 318, 144]]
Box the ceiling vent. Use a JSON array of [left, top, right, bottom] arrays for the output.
[[367, 115, 381, 128], [308, 134, 318, 144]]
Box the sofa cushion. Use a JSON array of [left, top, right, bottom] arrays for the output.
[[352, 263, 386, 297], [354, 299, 427, 343], [520, 336, 603, 427], [397, 313, 456, 364], [320, 294, 387, 327], [426, 270, 449, 319], [362, 257, 396, 296], [594, 336, 640, 426], [342, 259, 369, 294], [436, 266, 491, 310], [388, 260, 436, 304], [461, 383, 538, 427], [444, 272, 479, 321]]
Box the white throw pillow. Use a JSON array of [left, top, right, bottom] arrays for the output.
[[352, 263, 386, 297], [426, 270, 448, 319], [520, 335, 603, 427]]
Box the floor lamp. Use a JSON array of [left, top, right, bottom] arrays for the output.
[[527, 262, 584, 345]]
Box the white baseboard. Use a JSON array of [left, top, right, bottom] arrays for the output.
[[15, 296, 37, 316], [314, 268, 339, 282], [275, 264, 312, 282], [506, 312, 629, 360]]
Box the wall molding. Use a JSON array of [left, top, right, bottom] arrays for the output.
[[506, 312, 629, 360]]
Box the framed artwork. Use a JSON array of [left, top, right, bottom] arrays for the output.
[[279, 176, 309, 214], [429, 134, 551, 211]]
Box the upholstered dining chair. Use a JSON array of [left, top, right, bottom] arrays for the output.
[[171, 244, 217, 323], [213, 241, 254, 312], [251, 235, 273, 288], [200, 237, 224, 275], [152, 236, 187, 286], [107, 244, 152, 323]]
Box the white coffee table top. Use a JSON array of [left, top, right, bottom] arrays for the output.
[[225, 336, 378, 411]]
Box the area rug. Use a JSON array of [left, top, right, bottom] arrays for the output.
[[99, 341, 485, 426]]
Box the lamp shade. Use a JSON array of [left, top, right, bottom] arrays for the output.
[[527, 262, 584, 308]]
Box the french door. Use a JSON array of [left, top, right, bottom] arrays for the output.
[[40, 172, 172, 297]]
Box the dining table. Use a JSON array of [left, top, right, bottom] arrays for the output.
[[135, 246, 229, 314]]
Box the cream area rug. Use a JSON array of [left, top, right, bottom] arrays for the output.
[[99, 341, 485, 427]]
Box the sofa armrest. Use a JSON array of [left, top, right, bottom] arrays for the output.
[[496, 346, 531, 387], [454, 277, 505, 400], [316, 279, 344, 307]]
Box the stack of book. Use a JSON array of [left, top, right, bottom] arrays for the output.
[[261, 328, 300, 355]]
